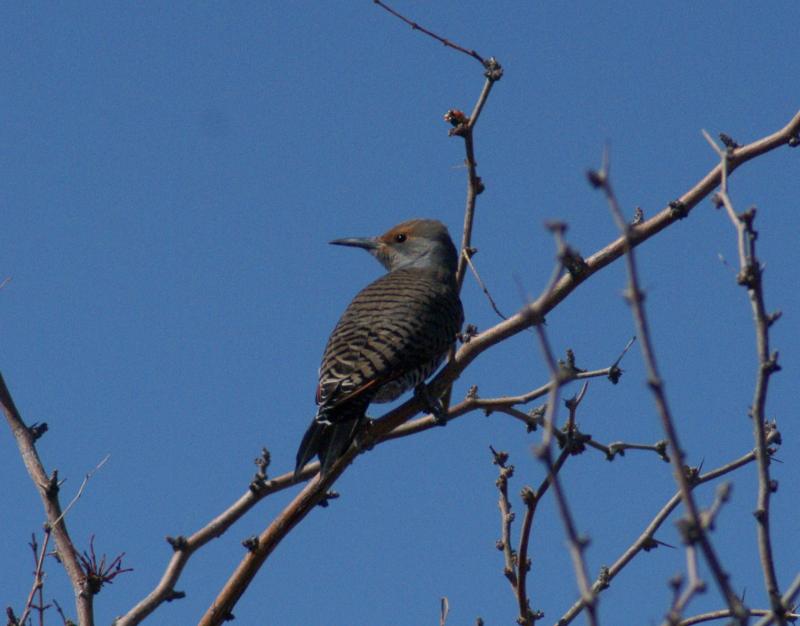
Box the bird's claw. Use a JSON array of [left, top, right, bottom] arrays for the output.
[[353, 417, 375, 453], [415, 384, 447, 426]]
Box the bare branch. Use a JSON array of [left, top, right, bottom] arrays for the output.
[[589, 149, 747, 622], [463, 248, 510, 320], [532, 325, 598, 625], [754, 573, 800, 626], [1, 373, 95, 626], [557, 427, 782, 625], [663, 545, 707, 625], [679, 608, 800, 626], [16, 531, 52, 626], [705, 131, 785, 622], [117, 111, 800, 625], [373, 0, 486, 64]]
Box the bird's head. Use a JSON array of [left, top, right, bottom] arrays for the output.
[[330, 219, 458, 275]]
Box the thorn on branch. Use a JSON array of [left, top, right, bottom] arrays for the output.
[[738, 205, 757, 228], [29, 421, 49, 441], [683, 465, 701, 486], [766, 310, 782, 327], [607, 365, 622, 384], [242, 536, 259, 552], [165, 589, 186, 602], [642, 536, 661, 552], [655, 440, 670, 462], [44, 471, 59, 498], [719, 132, 740, 154], [526, 405, 545, 432], [560, 246, 588, 278], [490, 446, 510, 468], [166, 536, 188, 551], [560, 429, 590, 456], [668, 199, 689, 220], [558, 349, 584, 380], [762, 351, 781, 375]]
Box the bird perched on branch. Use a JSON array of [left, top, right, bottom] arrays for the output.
[[295, 219, 464, 477]]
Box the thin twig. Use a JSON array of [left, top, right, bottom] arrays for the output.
[[490, 447, 518, 588], [663, 545, 707, 625], [533, 324, 598, 626], [1, 373, 94, 626], [679, 608, 800, 626], [589, 148, 747, 622], [463, 248, 509, 320], [454, 63, 503, 291], [53, 454, 111, 528], [17, 531, 52, 626], [557, 427, 782, 625], [373, 0, 486, 64], [704, 130, 785, 623], [754, 573, 800, 626]]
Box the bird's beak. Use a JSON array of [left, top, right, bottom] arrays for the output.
[[329, 236, 380, 251]]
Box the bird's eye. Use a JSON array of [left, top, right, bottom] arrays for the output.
[[394, 233, 407, 243]]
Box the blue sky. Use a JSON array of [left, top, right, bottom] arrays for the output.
[[2, 3, 799, 625]]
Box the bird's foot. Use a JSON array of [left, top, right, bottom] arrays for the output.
[[353, 417, 376, 453], [415, 384, 447, 426]]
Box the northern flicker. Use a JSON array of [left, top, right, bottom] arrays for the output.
[[295, 219, 464, 477]]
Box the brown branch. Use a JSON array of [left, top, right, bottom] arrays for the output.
[[754, 573, 800, 626], [453, 64, 503, 291], [16, 531, 52, 626], [704, 130, 785, 623], [490, 448, 518, 588], [116, 111, 800, 625], [463, 248, 510, 320], [531, 322, 598, 625], [664, 545, 707, 625], [373, 0, 486, 64], [1, 373, 95, 626], [516, 484, 539, 625], [557, 427, 782, 625], [589, 149, 747, 622], [679, 608, 800, 626]]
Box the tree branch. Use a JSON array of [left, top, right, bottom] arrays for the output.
[[557, 426, 782, 625], [1, 373, 95, 626], [589, 148, 747, 622], [116, 111, 800, 626], [704, 130, 785, 623]]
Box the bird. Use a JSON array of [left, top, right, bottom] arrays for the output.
[[295, 218, 464, 477]]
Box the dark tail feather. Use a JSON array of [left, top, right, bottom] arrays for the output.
[[294, 417, 361, 479]]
